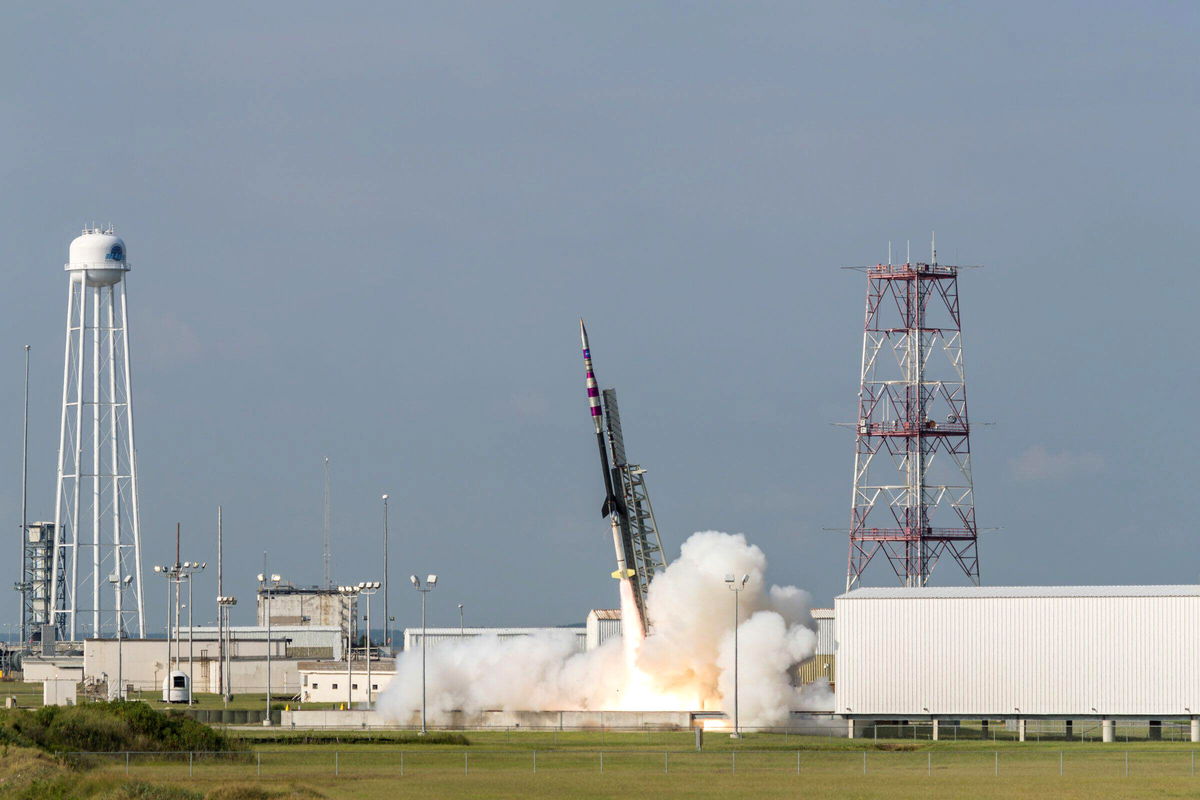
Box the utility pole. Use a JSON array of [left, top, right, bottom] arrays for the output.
[[323, 458, 332, 588], [18, 345, 30, 645]]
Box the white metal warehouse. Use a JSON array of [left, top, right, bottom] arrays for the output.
[[836, 585, 1200, 735]]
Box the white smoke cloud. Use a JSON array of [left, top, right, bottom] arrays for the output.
[[376, 530, 833, 727]]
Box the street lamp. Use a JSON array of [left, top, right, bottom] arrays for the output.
[[217, 596, 238, 704], [357, 581, 381, 706], [411, 574, 438, 735], [724, 573, 749, 739], [154, 551, 205, 704], [258, 572, 281, 723], [107, 574, 133, 699]]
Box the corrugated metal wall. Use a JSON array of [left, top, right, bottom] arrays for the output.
[[796, 654, 835, 686], [836, 590, 1200, 716]]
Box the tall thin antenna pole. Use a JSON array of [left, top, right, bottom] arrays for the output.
[[19, 345, 30, 644], [216, 505, 222, 697], [323, 458, 331, 588]]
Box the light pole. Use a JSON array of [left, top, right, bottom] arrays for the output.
[[357, 581, 380, 706], [381, 494, 390, 652], [338, 585, 361, 708], [258, 571, 281, 723], [152, 532, 205, 703], [724, 573, 749, 739], [217, 596, 237, 703], [107, 574, 133, 699], [410, 574, 437, 734], [458, 603, 464, 637]]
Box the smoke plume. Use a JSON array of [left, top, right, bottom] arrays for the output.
[[376, 530, 832, 727]]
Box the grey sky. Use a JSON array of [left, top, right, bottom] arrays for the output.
[[1, 2, 1196, 633]]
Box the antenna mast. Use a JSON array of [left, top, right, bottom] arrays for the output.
[[322, 457, 332, 588]]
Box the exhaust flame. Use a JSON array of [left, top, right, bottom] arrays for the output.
[[377, 530, 833, 726]]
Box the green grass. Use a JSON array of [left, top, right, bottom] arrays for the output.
[[65, 742, 1200, 799]]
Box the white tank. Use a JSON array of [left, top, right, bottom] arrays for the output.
[[66, 228, 129, 286]]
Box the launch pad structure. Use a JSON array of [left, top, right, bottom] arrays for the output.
[[600, 388, 668, 630], [846, 243, 981, 590]]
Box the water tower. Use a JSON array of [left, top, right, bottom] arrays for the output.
[[50, 226, 146, 640]]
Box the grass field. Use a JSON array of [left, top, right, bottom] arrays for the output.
[[63, 734, 1200, 799]]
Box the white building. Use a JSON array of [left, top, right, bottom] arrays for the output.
[[836, 585, 1200, 725], [82, 636, 299, 695], [586, 609, 621, 650], [299, 661, 395, 705], [403, 626, 587, 651]]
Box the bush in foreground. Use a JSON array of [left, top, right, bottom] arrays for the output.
[[0, 702, 243, 754]]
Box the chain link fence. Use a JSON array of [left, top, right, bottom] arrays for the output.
[[65, 748, 1200, 779]]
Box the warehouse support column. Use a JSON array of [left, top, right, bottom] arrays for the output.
[[1017, 718, 1026, 742], [1190, 718, 1199, 743], [931, 719, 939, 741], [1102, 720, 1115, 743]]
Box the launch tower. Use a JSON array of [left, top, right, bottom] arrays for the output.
[[51, 227, 146, 639], [846, 243, 980, 590], [601, 388, 668, 629]]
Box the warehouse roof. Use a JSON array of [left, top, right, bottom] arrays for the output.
[[837, 585, 1200, 600]]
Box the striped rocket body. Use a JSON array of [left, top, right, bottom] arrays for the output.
[[581, 320, 603, 435], [579, 319, 636, 586]]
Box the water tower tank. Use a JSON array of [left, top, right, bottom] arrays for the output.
[[66, 228, 129, 286]]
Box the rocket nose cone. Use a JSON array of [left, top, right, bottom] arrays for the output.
[[579, 319, 589, 349]]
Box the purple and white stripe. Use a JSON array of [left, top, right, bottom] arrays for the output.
[[580, 321, 603, 430]]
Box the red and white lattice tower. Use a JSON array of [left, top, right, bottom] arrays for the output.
[[846, 242, 979, 590]]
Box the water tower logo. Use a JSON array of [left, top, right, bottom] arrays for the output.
[[107, 243, 125, 261]]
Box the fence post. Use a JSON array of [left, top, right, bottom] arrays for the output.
[[927, 751, 931, 776], [994, 751, 998, 776], [125, 752, 129, 776], [731, 751, 735, 774], [256, 752, 261, 776], [863, 750, 867, 775], [664, 751, 668, 774], [189, 751, 193, 778], [600, 751, 604, 773], [335, 751, 339, 776], [1059, 750, 1062, 776], [464, 752, 468, 774], [533, 749, 537, 773], [796, 750, 801, 774], [400, 751, 404, 777], [1125, 751, 1129, 777]]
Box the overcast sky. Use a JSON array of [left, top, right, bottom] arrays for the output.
[[1, 2, 1196, 633]]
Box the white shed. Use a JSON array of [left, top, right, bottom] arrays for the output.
[[836, 585, 1200, 719]]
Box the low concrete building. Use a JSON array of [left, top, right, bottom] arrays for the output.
[[82, 637, 302, 695], [258, 584, 356, 637], [299, 660, 395, 705]]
